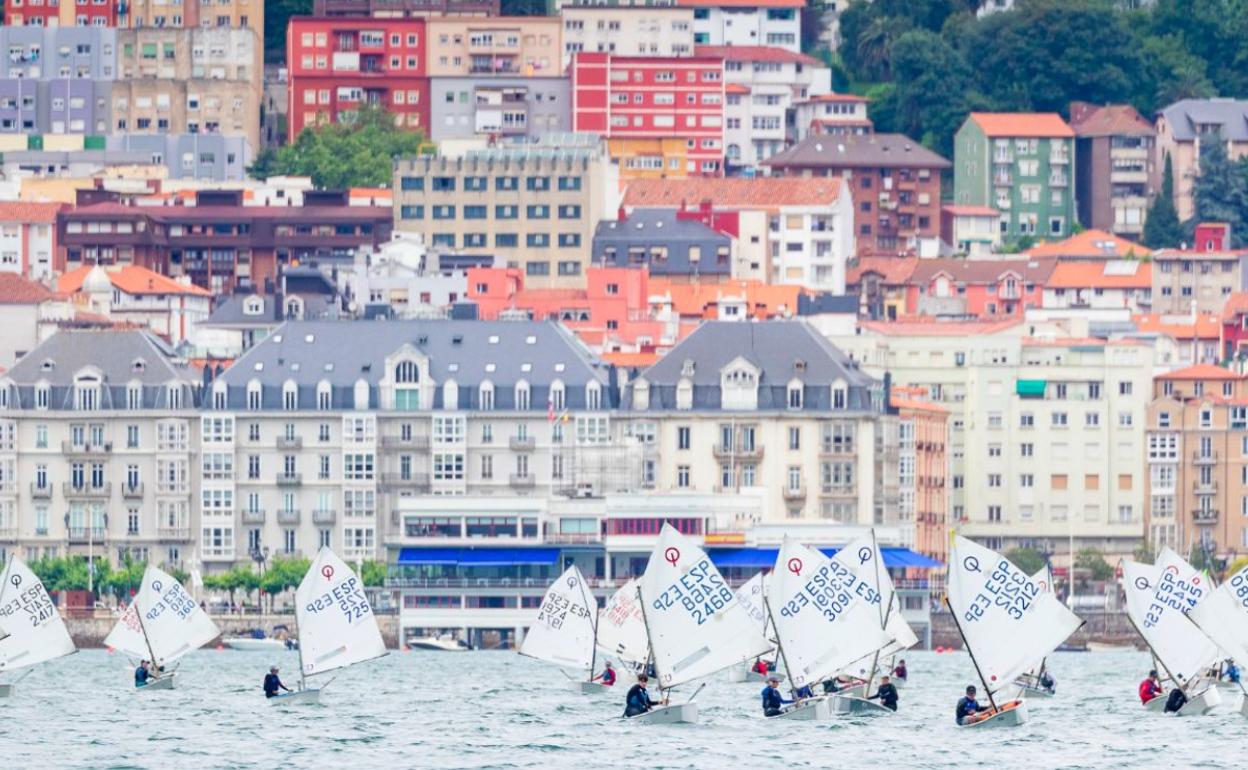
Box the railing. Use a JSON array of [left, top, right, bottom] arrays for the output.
[[157, 526, 192, 541], [380, 473, 431, 490], [30, 483, 52, 499], [278, 509, 301, 525], [509, 436, 536, 451], [242, 509, 266, 524], [712, 443, 764, 460], [313, 509, 337, 524], [381, 434, 431, 449], [68, 527, 107, 542], [276, 473, 302, 486], [276, 436, 303, 449], [782, 485, 807, 500], [509, 474, 536, 488], [544, 533, 600, 544], [63, 482, 111, 497], [0, 527, 16, 541], [1192, 451, 1218, 464], [61, 441, 112, 454], [1193, 509, 1219, 523], [1193, 480, 1218, 495], [122, 482, 144, 498], [819, 444, 855, 456]]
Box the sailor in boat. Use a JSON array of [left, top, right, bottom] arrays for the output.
[[794, 684, 814, 699], [751, 658, 769, 677], [263, 666, 293, 699], [134, 660, 150, 688], [1225, 660, 1241, 685], [1138, 670, 1164, 706], [761, 676, 794, 717], [623, 674, 662, 718], [1038, 670, 1056, 694], [893, 659, 908, 683], [867, 675, 899, 712], [592, 661, 617, 687], [1163, 689, 1187, 714], [955, 685, 986, 725]]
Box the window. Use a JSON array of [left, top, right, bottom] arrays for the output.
[[788, 427, 800, 450], [677, 465, 690, 488], [677, 426, 691, 450]]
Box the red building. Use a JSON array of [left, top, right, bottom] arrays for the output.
[[287, 17, 429, 141], [570, 52, 725, 178], [3, 0, 119, 26]]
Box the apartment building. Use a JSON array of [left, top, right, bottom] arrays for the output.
[[1151, 247, 1248, 314], [622, 177, 854, 293], [592, 208, 733, 279], [427, 77, 569, 143], [392, 136, 621, 289], [286, 18, 429, 140], [890, 387, 949, 564], [940, 205, 1001, 258], [0, 330, 200, 570], [0, 201, 65, 281], [312, 0, 499, 16], [1155, 99, 1248, 222], [623, 320, 892, 524], [683, 0, 802, 52], [3, 0, 120, 27], [57, 264, 212, 346], [836, 320, 1154, 564], [1070, 102, 1157, 239], [790, 94, 872, 142], [122, 0, 264, 35], [954, 112, 1076, 245], [559, 5, 694, 67], [701, 45, 831, 170], [903, 258, 1056, 318], [570, 52, 726, 178], [0, 27, 116, 136], [1041, 260, 1152, 314], [765, 133, 950, 258], [1144, 364, 1248, 559], [203, 318, 630, 566], [114, 28, 262, 150], [425, 17, 561, 78]]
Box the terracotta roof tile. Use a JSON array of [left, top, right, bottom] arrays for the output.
[[0, 273, 53, 305], [1025, 229, 1146, 259], [969, 112, 1074, 138], [1133, 313, 1221, 338], [1046, 260, 1151, 289], [1156, 363, 1243, 381], [1222, 291, 1248, 320], [59, 265, 211, 297], [859, 318, 1024, 337], [694, 45, 820, 66], [847, 256, 918, 285], [1068, 103, 1154, 138], [0, 201, 66, 223], [725, 83, 752, 94], [623, 177, 844, 209], [909, 257, 1058, 285], [650, 278, 802, 320]]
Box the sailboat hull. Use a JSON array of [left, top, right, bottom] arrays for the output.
[[831, 695, 893, 716], [627, 702, 698, 724], [833, 683, 868, 699], [571, 680, 612, 694], [269, 688, 322, 705], [136, 674, 176, 692], [1175, 686, 1221, 717], [768, 698, 830, 720], [1240, 694, 1248, 718], [1015, 681, 1056, 698], [1143, 695, 1168, 713], [959, 700, 1027, 729]]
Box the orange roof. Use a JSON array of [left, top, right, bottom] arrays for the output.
[[59, 265, 211, 297], [624, 177, 844, 209], [0, 273, 53, 305], [859, 318, 1023, 337], [1223, 292, 1248, 320], [969, 112, 1074, 138], [1133, 313, 1221, 339], [1156, 363, 1243, 381], [650, 279, 802, 320], [1025, 229, 1146, 259], [1046, 260, 1151, 289], [603, 351, 660, 368], [847, 257, 918, 285], [942, 205, 999, 217], [890, 388, 949, 414], [1021, 337, 1145, 348], [0, 201, 66, 223], [725, 84, 751, 95]]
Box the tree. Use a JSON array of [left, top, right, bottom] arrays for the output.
[[1143, 153, 1184, 248], [261, 556, 312, 609], [1134, 541, 1157, 564], [1074, 548, 1115, 582], [1005, 547, 1048, 576], [888, 29, 978, 157], [359, 560, 387, 588], [264, 0, 312, 64], [1191, 133, 1248, 245], [250, 105, 429, 189]]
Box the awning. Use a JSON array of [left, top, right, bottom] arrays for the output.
[[1016, 379, 1046, 397], [396, 547, 561, 567], [708, 547, 942, 570]]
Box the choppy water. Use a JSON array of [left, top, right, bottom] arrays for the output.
[[1, 649, 1241, 769]]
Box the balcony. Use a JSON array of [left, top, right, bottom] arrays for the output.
[[157, 526, 191, 541], [276, 436, 303, 450], [509, 474, 536, 488], [61, 441, 112, 454], [276, 473, 303, 486], [0, 527, 16, 542], [1050, 148, 1070, 164], [819, 443, 855, 457], [713, 443, 764, 461], [68, 527, 106, 543], [381, 434, 431, 449], [30, 483, 52, 499], [1049, 173, 1068, 187], [1192, 451, 1218, 464], [1193, 479, 1218, 495], [278, 509, 301, 525], [312, 509, 337, 525], [782, 485, 807, 500], [509, 436, 536, 451], [993, 150, 1013, 164], [63, 482, 110, 497], [993, 171, 1012, 186], [1193, 509, 1219, 523], [122, 482, 144, 499], [242, 509, 266, 524], [379, 472, 431, 491]]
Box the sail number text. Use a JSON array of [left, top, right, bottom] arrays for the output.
[[144, 581, 197, 622], [305, 575, 371, 623], [1143, 569, 1202, 629], [651, 559, 733, 626], [778, 561, 879, 623], [536, 592, 591, 630], [0, 581, 56, 628], [963, 560, 1039, 623]]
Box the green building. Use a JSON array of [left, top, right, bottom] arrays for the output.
[[953, 113, 1077, 246]]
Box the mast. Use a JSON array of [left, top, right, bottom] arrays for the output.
[[133, 594, 161, 674], [294, 600, 306, 692], [635, 583, 661, 695], [575, 570, 599, 683], [944, 597, 999, 713], [0, 558, 12, 644], [761, 577, 798, 697], [864, 529, 889, 696], [1127, 612, 1187, 698]]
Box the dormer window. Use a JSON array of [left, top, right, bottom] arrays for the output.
[[676, 377, 693, 410], [586, 381, 602, 411], [832, 379, 848, 410], [247, 380, 262, 411], [479, 381, 495, 411], [317, 380, 332, 410], [286, 296, 304, 320], [243, 295, 264, 316], [74, 373, 101, 411], [167, 384, 182, 409], [41, 359, 55, 372], [132, 358, 146, 373], [442, 379, 459, 411], [35, 383, 49, 410], [550, 380, 565, 412], [283, 380, 298, 410], [212, 381, 227, 409], [394, 359, 420, 411], [127, 382, 142, 410], [515, 380, 531, 410], [787, 379, 803, 410]]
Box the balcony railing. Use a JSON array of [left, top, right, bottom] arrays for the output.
[[63, 482, 111, 497], [68, 527, 107, 543], [313, 509, 337, 524], [509, 474, 536, 488], [712, 443, 764, 460], [1193, 480, 1218, 495], [782, 485, 807, 500], [1193, 509, 1219, 523], [30, 483, 52, 499], [278, 509, 301, 525], [277, 436, 303, 450], [1192, 451, 1218, 464], [380, 473, 431, 490], [122, 482, 144, 498], [242, 509, 266, 524], [0, 527, 16, 541], [819, 443, 855, 457], [157, 526, 192, 541], [381, 434, 431, 449], [62, 441, 112, 454], [276, 473, 303, 486], [509, 436, 536, 451]]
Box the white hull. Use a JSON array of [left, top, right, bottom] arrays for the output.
[[768, 698, 831, 720], [627, 702, 698, 724], [408, 637, 469, 652], [834, 683, 867, 699], [1086, 642, 1135, 653], [137, 674, 175, 692], [0, 683, 12, 698], [959, 701, 1027, 729], [572, 680, 612, 695], [269, 687, 322, 705], [831, 695, 893, 716], [1143, 695, 1168, 713], [1176, 686, 1221, 717], [222, 637, 290, 652], [1240, 694, 1248, 718], [1015, 681, 1056, 698]]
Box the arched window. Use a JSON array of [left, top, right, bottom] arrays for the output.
[[549, 379, 565, 411], [442, 379, 459, 410], [395, 361, 419, 383], [394, 360, 420, 411], [515, 380, 531, 410], [317, 380, 332, 410], [74, 373, 101, 411], [479, 380, 495, 411], [353, 378, 370, 411], [247, 379, 263, 411], [282, 380, 298, 410]]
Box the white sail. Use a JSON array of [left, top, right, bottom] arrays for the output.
[[103, 601, 149, 660], [1122, 549, 1219, 686], [1189, 562, 1248, 665], [852, 535, 918, 660], [597, 578, 649, 666], [638, 525, 770, 689], [767, 536, 893, 688], [519, 565, 597, 674], [127, 565, 220, 667], [946, 536, 1082, 697], [734, 572, 770, 639], [1017, 564, 1056, 676], [0, 557, 77, 672], [295, 548, 387, 679]]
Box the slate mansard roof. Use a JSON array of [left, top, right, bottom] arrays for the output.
[[631, 321, 882, 412], [215, 319, 615, 411]]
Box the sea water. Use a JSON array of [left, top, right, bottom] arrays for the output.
[[0, 649, 1239, 769]]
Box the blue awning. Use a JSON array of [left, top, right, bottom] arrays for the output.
[[708, 547, 942, 570], [396, 547, 561, 567]]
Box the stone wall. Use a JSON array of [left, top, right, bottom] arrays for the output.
[[67, 613, 401, 649]]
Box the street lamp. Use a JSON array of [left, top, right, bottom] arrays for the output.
[[250, 545, 269, 614]]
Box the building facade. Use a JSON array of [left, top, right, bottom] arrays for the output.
[[682, 0, 802, 52], [0, 201, 64, 280], [312, 0, 498, 16], [954, 112, 1077, 245], [559, 6, 694, 67], [2, 0, 120, 27], [790, 94, 872, 142], [427, 76, 569, 143], [1151, 247, 1248, 315], [591, 208, 732, 279], [1155, 99, 1248, 223], [1070, 102, 1157, 239], [425, 17, 562, 78]]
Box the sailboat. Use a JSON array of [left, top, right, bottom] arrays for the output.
[[270, 547, 387, 704], [519, 565, 604, 694], [1122, 548, 1222, 716], [597, 577, 649, 675], [726, 573, 774, 683], [945, 536, 1083, 728], [765, 534, 893, 720], [630, 524, 771, 724], [103, 565, 219, 691], [830, 531, 916, 716], [1189, 561, 1248, 716], [0, 556, 77, 697], [1012, 565, 1058, 698]]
